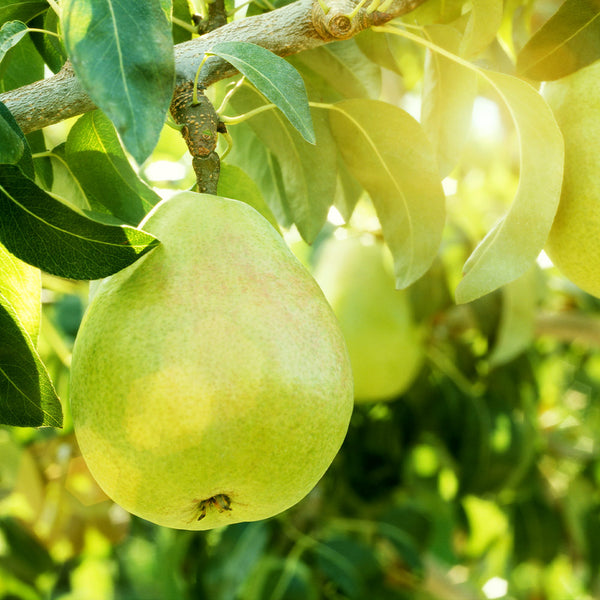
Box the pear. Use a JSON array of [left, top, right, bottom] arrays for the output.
[[70, 192, 353, 530], [543, 60, 600, 298], [313, 234, 425, 403]]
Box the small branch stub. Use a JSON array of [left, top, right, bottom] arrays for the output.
[[170, 81, 223, 194]]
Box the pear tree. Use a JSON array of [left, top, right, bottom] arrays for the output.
[[2, 0, 600, 598]]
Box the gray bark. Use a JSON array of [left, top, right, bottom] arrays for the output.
[[0, 0, 426, 134]]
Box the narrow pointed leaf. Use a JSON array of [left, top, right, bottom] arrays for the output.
[[210, 41, 315, 144], [329, 99, 445, 289], [229, 85, 336, 242], [489, 266, 539, 366], [0, 20, 27, 62], [517, 0, 600, 80], [455, 72, 564, 303], [0, 2, 47, 24], [0, 293, 62, 428], [288, 39, 381, 102], [61, 0, 175, 163], [66, 111, 161, 226], [422, 25, 477, 177], [0, 241, 40, 343], [0, 164, 160, 279], [0, 100, 34, 177], [459, 0, 503, 57]]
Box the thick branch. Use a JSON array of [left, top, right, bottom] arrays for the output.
[[0, 0, 426, 134]]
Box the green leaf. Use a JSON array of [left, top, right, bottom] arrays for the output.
[[229, 85, 336, 243], [354, 28, 403, 75], [422, 25, 477, 177], [0, 109, 22, 164], [516, 0, 600, 80], [217, 163, 280, 233], [0, 292, 62, 428], [29, 9, 66, 73], [61, 0, 175, 164], [455, 72, 564, 304], [223, 115, 292, 226], [329, 99, 445, 289], [459, 0, 503, 57], [0, 20, 27, 62], [0, 164, 160, 279], [0, 1, 47, 26], [0, 30, 43, 92], [0, 241, 40, 343], [488, 266, 539, 366], [210, 41, 315, 144], [65, 110, 161, 226], [0, 99, 33, 177], [288, 39, 381, 102]]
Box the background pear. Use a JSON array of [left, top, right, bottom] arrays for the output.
[[70, 192, 353, 531], [313, 234, 425, 403], [543, 60, 600, 298]]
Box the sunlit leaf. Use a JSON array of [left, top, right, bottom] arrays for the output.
[[489, 266, 539, 366], [459, 0, 503, 57], [62, 0, 175, 163], [217, 163, 280, 233], [210, 41, 315, 144], [0, 164, 160, 280], [422, 25, 477, 177], [65, 110, 160, 226], [0, 241, 40, 343], [329, 99, 445, 289], [288, 39, 381, 102], [229, 85, 336, 243], [455, 72, 564, 303], [0, 293, 62, 428], [517, 0, 600, 80]]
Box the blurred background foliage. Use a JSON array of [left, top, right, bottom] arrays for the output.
[[3, 0, 600, 598], [4, 107, 600, 599]]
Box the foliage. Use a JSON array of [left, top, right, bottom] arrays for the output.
[[1, 0, 600, 598]]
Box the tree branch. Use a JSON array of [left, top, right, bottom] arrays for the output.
[[0, 0, 426, 134]]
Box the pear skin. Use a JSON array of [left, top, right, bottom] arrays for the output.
[[70, 192, 353, 530]]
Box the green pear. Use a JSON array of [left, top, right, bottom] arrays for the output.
[[313, 234, 425, 403], [543, 60, 600, 298], [70, 192, 353, 530]]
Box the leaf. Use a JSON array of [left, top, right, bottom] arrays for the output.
[[0, 241, 40, 343], [65, 110, 161, 226], [0, 164, 160, 280], [459, 0, 503, 57], [0, 292, 62, 428], [0, 108, 22, 163], [0, 20, 27, 62], [210, 41, 315, 144], [0, 99, 33, 177], [422, 25, 477, 177], [517, 0, 600, 80], [0, 1, 47, 26], [0, 30, 43, 92], [329, 99, 445, 289], [29, 9, 66, 73], [217, 163, 280, 233], [354, 28, 403, 75], [229, 85, 336, 243], [488, 266, 539, 366], [61, 0, 175, 164], [288, 39, 381, 102], [455, 72, 564, 304]]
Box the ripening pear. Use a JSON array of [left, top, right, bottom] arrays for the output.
[[313, 234, 425, 403], [70, 192, 353, 530], [543, 60, 600, 298]]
